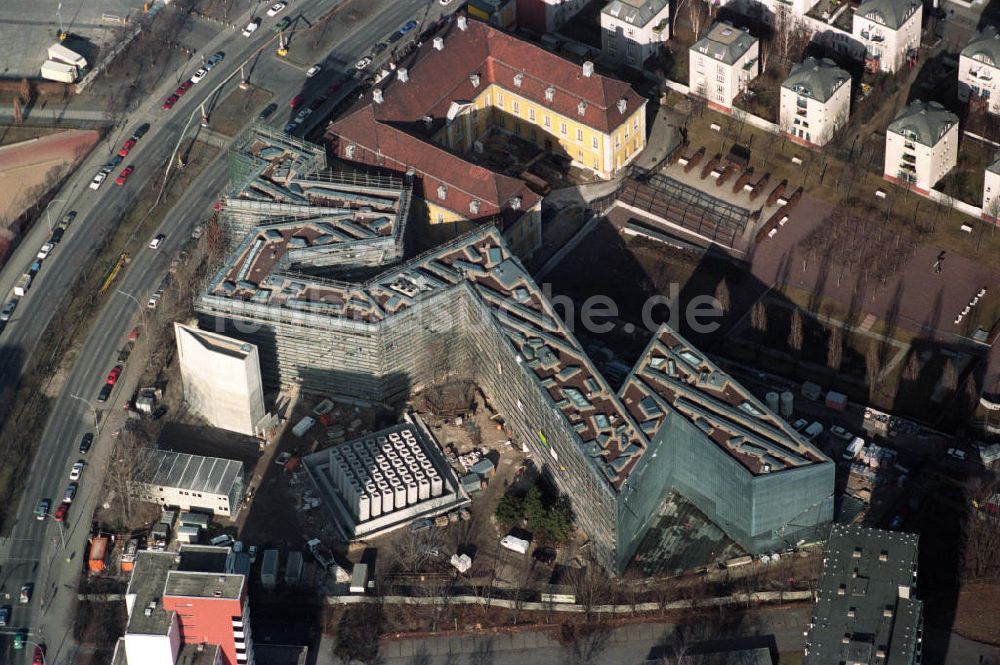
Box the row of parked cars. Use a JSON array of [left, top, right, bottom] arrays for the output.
[[90, 122, 150, 190], [162, 51, 225, 110]]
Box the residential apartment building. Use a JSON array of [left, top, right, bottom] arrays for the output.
[[516, 0, 589, 34], [689, 22, 760, 111], [804, 525, 922, 664], [883, 100, 958, 195], [983, 150, 1000, 220], [113, 545, 255, 665], [725, 0, 818, 28], [600, 0, 671, 69], [131, 451, 245, 518], [780, 57, 851, 147], [959, 26, 1000, 115], [327, 15, 647, 258], [852, 0, 921, 73]]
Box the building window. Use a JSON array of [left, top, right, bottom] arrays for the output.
[[624, 124, 629, 139], [497, 93, 504, 108], [615, 134, 621, 149], [633, 117, 639, 132], [529, 108, 535, 122], [513, 100, 520, 114], [561, 122, 568, 136], [544, 115, 551, 128], [577, 128, 584, 142], [592, 136, 599, 149], [577, 149, 583, 161]]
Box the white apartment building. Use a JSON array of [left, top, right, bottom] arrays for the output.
[[780, 57, 851, 146], [725, 0, 818, 27], [132, 450, 245, 518], [883, 100, 959, 194], [959, 26, 1000, 115], [983, 151, 1000, 220], [853, 0, 921, 74], [600, 0, 670, 69], [689, 23, 760, 111]]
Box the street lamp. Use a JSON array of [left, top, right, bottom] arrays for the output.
[[56, 2, 66, 41], [23, 639, 46, 663], [69, 393, 100, 435], [44, 198, 68, 232], [40, 512, 69, 559], [116, 288, 149, 330]]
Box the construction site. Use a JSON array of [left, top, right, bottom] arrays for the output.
[[186, 125, 835, 576]]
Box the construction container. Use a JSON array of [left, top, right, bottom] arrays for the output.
[[285, 551, 303, 585], [350, 563, 368, 593], [825, 390, 848, 412], [88, 535, 111, 573], [178, 511, 211, 529], [470, 457, 495, 478], [176, 525, 201, 544], [121, 539, 139, 573], [261, 549, 280, 590]]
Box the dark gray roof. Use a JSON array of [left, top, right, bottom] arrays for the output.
[[691, 23, 757, 66], [804, 525, 922, 665], [602, 0, 670, 26], [855, 0, 920, 30], [149, 450, 243, 496], [962, 26, 1000, 67], [783, 57, 851, 103], [887, 100, 958, 147]]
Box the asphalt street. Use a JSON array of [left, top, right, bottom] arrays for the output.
[[0, 0, 453, 661]]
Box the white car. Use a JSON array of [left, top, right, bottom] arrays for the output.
[[37, 243, 54, 260], [355, 56, 372, 70], [90, 172, 107, 190], [64, 483, 78, 503], [149, 233, 165, 249], [242, 18, 261, 37], [946, 447, 966, 460], [306, 64, 321, 78], [267, 1, 287, 16], [0, 301, 16, 322], [147, 292, 161, 309], [440, 0, 453, 4], [830, 425, 853, 442], [191, 67, 208, 83], [70, 462, 84, 481], [294, 108, 313, 123]]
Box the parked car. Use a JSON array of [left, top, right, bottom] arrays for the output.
[[283, 121, 299, 133], [35, 499, 50, 520], [242, 18, 261, 37], [325, 80, 343, 95], [1, 301, 16, 322], [258, 102, 278, 120], [33, 644, 46, 665], [147, 292, 161, 309], [191, 67, 208, 83], [162, 94, 179, 110], [267, 1, 287, 16], [149, 233, 166, 249], [177, 80, 193, 95], [152, 405, 167, 420], [791, 418, 808, 432], [830, 425, 853, 442], [408, 518, 433, 532], [97, 384, 112, 403], [19, 584, 32, 604], [118, 138, 136, 157], [115, 166, 134, 185], [54, 501, 69, 522], [79, 432, 93, 454], [207, 51, 225, 66], [106, 365, 123, 385], [532, 547, 557, 564], [355, 56, 372, 70], [13, 629, 25, 650], [104, 155, 123, 172], [275, 16, 291, 30], [90, 171, 107, 190], [64, 483, 78, 503], [0, 606, 9, 626], [946, 447, 966, 460], [306, 64, 322, 77], [70, 462, 84, 481], [294, 108, 312, 123], [289, 94, 304, 108], [132, 123, 150, 140]]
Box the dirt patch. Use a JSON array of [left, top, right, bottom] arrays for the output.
[[954, 581, 1000, 645], [209, 85, 275, 137], [0, 124, 65, 147]]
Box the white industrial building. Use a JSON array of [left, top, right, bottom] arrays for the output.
[[689, 23, 760, 111], [780, 57, 852, 147], [132, 451, 245, 518], [883, 100, 959, 195], [959, 26, 1000, 115], [174, 323, 266, 437], [853, 0, 921, 74], [600, 0, 670, 69], [303, 420, 469, 539]]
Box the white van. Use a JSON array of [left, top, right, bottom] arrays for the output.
[[210, 534, 233, 547]]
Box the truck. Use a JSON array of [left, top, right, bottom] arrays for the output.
[[88, 534, 112, 573], [292, 416, 315, 437], [48, 43, 88, 70], [14, 273, 32, 297], [121, 539, 139, 573], [40, 60, 79, 83], [306, 538, 335, 570], [500, 535, 529, 555], [261, 549, 279, 590], [843, 436, 865, 461], [284, 551, 303, 585], [349, 563, 368, 593]]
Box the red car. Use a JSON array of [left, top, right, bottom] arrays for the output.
[[162, 94, 179, 110], [213, 199, 225, 211], [289, 94, 304, 108], [115, 166, 134, 186], [118, 138, 136, 157], [54, 502, 69, 523], [325, 81, 342, 95], [33, 645, 45, 665], [175, 80, 193, 96], [106, 365, 123, 385]]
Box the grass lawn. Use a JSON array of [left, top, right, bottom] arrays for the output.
[[208, 86, 275, 137], [779, 652, 805, 665], [937, 137, 994, 207], [0, 124, 63, 147]]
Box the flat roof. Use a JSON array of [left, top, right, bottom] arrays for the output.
[[148, 450, 243, 497], [805, 525, 922, 664], [177, 644, 222, 665], [164, 570, 244, 600]]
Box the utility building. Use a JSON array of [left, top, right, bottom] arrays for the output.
[[132, 451, 245, 518]]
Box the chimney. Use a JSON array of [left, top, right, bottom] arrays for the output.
[[583, 60, 594, 77], [397, 68, 409, 82], [617, 97, 627, 114], [470, 73, 480, 88], [372, 89, 384, 104], [433, 37, 444, 50], [457, 15, 468, 30]]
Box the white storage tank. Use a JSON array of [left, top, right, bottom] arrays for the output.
[[765, 392, 780, 413], [779, 391, 794, 418]]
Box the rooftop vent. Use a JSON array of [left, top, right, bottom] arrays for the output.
[[583, 60, 594, 77], [470, 73, 480, 87], [433, 37, 444, 50], [617, 97, 627, 114], [545, 85, 555, 102], [853, 547, 863, 559], [372, 89, 383, 104], [578, 101, 587, 116], [457, 15, 467, 30], [422, 115, 433, 129], [397, 68, 409, 82], [879, 550, 889, 562], [469, 199, 481, 214], [437, 184, 448, 200], [514, 72, 524, 88]]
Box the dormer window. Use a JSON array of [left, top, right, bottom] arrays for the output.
[[345, 144, 355, 158], [470, 73, 480, 88], [545, 85, 555, 102], [514, 72, 524, 88], [509, 195, 522, 210], [578, 101, 587, 116], [470, 199, 481, 214], [617, 97, 627, 114], [437, 184, 448, 200]]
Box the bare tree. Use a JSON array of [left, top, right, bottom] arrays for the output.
[[826, 324, 843, 372], [107, 423, 158, 527], [903, 353, 920, 382], [386, 527, 445, 574], [960, 477, 1000, 582], [788, 308, 804, 358], [865, 343, 881, 399], [751, 301, 768, 335], [12, 97, 22, 125], [567, 566, 612, 622], [687, 0, 708, 40], [714, 278, 731, 319], [562, 625, 611, 665], [942, 359, 959, 392]]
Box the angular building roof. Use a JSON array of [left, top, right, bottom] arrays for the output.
[[962, 25, 1000, 67], [147, 451, 243, 497], [855, 0, 920, 30], [783, 57, 851, 103], [602, 0, 670, 27], [691, 23, 757, 65], [805, 525, 922, 665], [887, 100, 958, 147]]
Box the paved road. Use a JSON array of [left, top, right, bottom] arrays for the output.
[[0, 0, 455, 661]]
